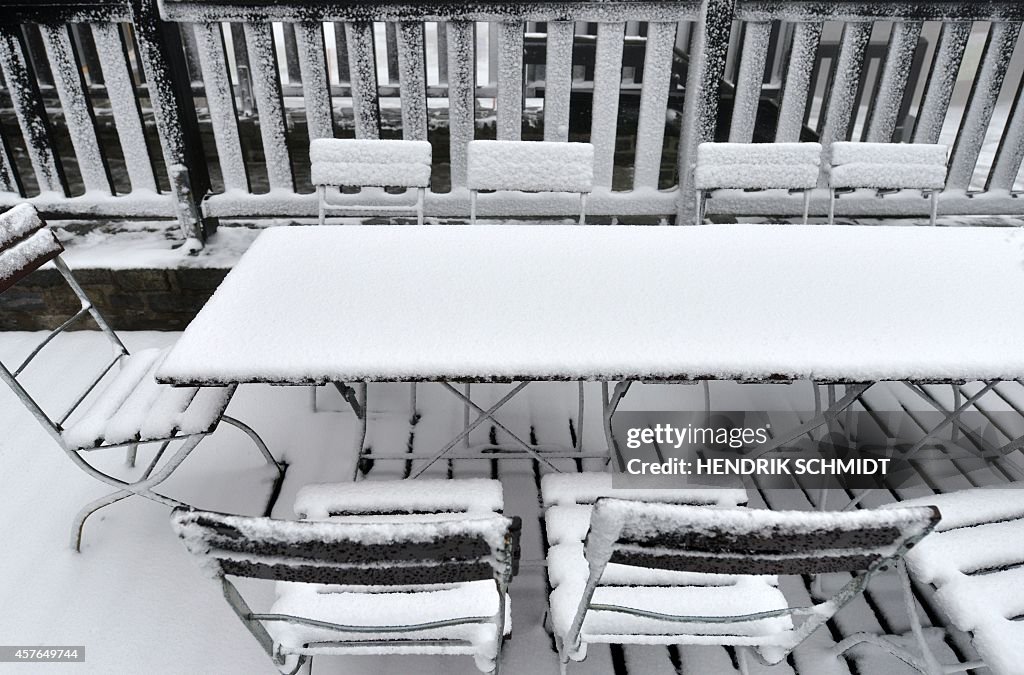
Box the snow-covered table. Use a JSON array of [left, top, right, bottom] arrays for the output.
[[157, 224, 1024, 474]]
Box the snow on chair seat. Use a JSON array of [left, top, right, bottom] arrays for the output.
[[694, 142, 822, 224], [466, 140, 594, 224], [885, 486, 1024, 675], [828, 142, 948, 225], [547, 498, 939, 673], [61, 347, 234, 449], [0, 204, 281, 552], [294, 477, 504, 519], [171, 507, 518, 675], [310, 138, 432, 225]]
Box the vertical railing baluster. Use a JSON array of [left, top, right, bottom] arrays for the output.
[[385, 22, 400, 84], [987, 75, 1024, 192], [775, 22, 822, 142], [633, 21, 677, 189], [677, 0, 734, 220], [295, 21, 334, 141], [193, 22, 248, 192], [496, 21, 524, 141], [542, 21, 574, 142], [345, 22, 381, 140], [0, 26, 65, 195], [130, 0, 210, 239], [40, 24, 111, 194], [92, 23, 158, 193], [947, 21, 1021, 191], [333, 22, 349, 83], [728, 22, 771, 143], [397, 21, 427, 141], [817, 21, 872, 178], [590, 22, 624, 189], [281, 23, 301, 84], [0, 128, 21, 194], [244, 21, 294, 190], [864, 21, 922, 143], [912, 22, 970, 144], [446, 21, 475, 189]]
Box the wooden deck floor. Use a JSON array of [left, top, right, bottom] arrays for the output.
[[288, 379, 1024, 675]]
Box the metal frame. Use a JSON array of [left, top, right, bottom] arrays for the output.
[[181, 510, 517, 675], [348, 380, 599, 480], [470, 189, 588, 225], [0, 253, 282, 551], [554, 503, 939, 675], [317, 184, 426, 226], [696, 187, 812, 225]]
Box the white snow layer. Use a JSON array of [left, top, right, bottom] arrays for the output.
[[694, 142, 822, 190], [0, 229, 62, 283], [294, 478, 504, 519], [157, 224, 1024, 385], [310, 138, 432, 188], [830, 142, 948, 189], [0, 203, 44, 249], [466, 140, 594, 193], [61, 347, 233, 448], [268, 580, 510, 672], [540, 471, 746, 509], [883, 487, 1024, 675]]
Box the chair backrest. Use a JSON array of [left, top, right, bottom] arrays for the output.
[[586, 499, 939, 576], [0, 204, 128, 443], [562, 499, 939, 663], [694, 142, 822, 191], [172, 508, 518, 587], [310, 138, 432, 188], [829, 142, 948, 190], [0, 203, 63, 293], [467, 140, 594, 193]]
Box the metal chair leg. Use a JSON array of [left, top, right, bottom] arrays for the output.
[[125, 442, 138, 468], [70, 490, 133, 552], [802, 189, 811, 224], [317, 185, 326, 226], [221, 415, 282, 474], [929, 190, 938, 226], [828, 187, 836, 225], [471, 190, 477, 225]]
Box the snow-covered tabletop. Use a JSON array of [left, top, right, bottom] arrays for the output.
[[157, 224, 1024, 385]]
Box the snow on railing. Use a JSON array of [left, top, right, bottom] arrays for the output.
[[0, 0, 1023, 243]]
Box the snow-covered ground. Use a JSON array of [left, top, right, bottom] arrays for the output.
[[2, 330, 1017, 674]]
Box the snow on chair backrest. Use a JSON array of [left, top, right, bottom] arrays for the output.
[[694, 142, 822, 192], [0, 204, 63, 294], [310, 138, 432, 189], [829, 142, 948, 190], [466, 140, 595, 224], [694, 142, 822, 224], [294, 477, 505, 519], [561, 499, 940, 664], [172, 508, 518, 586], [585, 500, 939, 577]]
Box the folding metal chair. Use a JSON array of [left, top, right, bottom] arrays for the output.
[[172, 506, 519, 675], [0, 204, 282, 551], [547, 498, 940, 675]]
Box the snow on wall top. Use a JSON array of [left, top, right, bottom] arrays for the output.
[[695, 142, 821, 190], [294, 478, 504, 519], [830, 142, 948, 189], [467, 141, 594, 193], [157, 224, 1024, 384], [310, 138, 432, 188]]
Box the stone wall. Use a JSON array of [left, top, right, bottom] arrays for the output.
[[0, 267, 228, 331]]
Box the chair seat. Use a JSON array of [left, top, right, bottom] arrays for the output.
[[548, 571, 792, 660], [268, 580, 511, 670], [896, 487, 1024, 675], [62, 347, 234, 449]]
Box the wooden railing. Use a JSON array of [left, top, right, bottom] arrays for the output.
[[0, 1, 1023, 245]]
